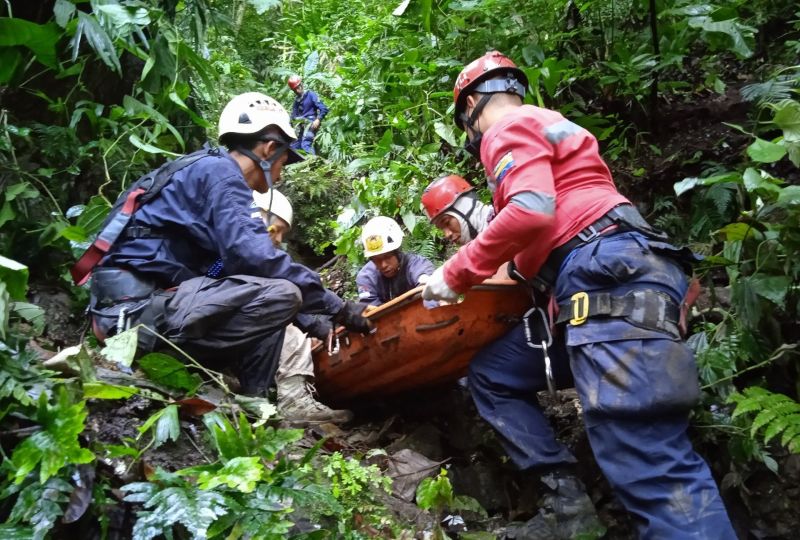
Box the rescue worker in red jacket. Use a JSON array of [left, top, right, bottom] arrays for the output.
[[422, 52, 736, 539]]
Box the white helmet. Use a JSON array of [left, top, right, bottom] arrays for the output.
[[253, 189, 293, 228], [361, 216, 404, 258], [218, 92, 296, 142]]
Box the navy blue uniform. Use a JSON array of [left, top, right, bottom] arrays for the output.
[[290, 91, 328, 154], [468, 231, 735, 538], [356, 252, 434, 306], [94, 147, 342, 394]]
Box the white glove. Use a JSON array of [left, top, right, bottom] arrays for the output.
[[422, 266, 459, 302], [417, 273, 430, 285]]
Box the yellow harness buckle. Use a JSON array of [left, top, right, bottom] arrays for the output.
[[570, 292, 589, 325]]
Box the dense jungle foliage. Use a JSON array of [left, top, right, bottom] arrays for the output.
[[1, 0, 799, 538]]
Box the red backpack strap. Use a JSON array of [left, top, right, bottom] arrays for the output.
[[679, 277, 701, 338], [70, 188, 145, 285]]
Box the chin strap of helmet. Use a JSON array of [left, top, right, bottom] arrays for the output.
[[460, 74, 526, 158], [236, 136, 291, 193], [460, 93, 494, 158]]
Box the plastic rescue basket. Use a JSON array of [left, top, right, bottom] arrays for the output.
[[312, 279, 531, 403]]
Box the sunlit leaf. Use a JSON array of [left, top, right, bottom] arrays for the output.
[[73, 12, 121, 73], [747, 138, 786, 163], [100, 328, 139, 367], [83, 382, 140, 400], [53, 0, 76, 28], [0, 255, 29, 301], [196, 457, 264, 493]]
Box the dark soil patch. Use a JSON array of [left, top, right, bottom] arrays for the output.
[[28, 283, 86, 349], [609, 85, 752, 209]]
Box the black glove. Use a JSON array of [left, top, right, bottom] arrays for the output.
[[305, 315, 333, 340], [333, 300, 371, 334]]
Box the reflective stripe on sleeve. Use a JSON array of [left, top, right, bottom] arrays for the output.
[[510, 191, 555, 215], [543, 119, 583, 144]]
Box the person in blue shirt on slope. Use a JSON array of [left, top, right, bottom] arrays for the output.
[[288, 75, 328, 155]]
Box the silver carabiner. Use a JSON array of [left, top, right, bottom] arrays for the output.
[[116, 306, 130, 335], [541, 339, 557, 399], [523, 307, 557, 398], [523, 307, 552, 349]]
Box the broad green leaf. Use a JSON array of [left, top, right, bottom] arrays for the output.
[[76, 196, 111, 235], [11, 301, 45, 335], [452, 494, 488, 517], [53, 0, 76, 28], [401, 211, 417, 234], [747, 138, 786, 163], [168, 91, 210, 128], [687, 16, 755, 58], [303, 50, 319, 75], [129, 134, 181, 156], [58, 225, 89, 242], [346, 157, 380, 174], [771, 99, 800, 141], [777, 185, 800, 206], [0, 18, 59, 69], [100, 327, 139, 367], [434, 121, 458, 147], [83, 382, 140, 400], [138, 352, 202, 393], [0, 255, 29, 300], [715, 222, 761, 242], [197, 457, 264, 493], [673, 172, 739, 197], [0, 200, 15, 228], [234, 395, 277, 427], [95, 4, 150, 31], [742, 167, 781, 196], [749, 275, 791, 306], [0, 47, 22, 84]]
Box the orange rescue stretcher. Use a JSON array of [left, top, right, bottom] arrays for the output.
[[312, 279, 532, 403]]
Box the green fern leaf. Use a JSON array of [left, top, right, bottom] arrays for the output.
[[750, 408, 777, 437]]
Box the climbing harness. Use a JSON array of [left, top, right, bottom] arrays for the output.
[[70, 147, 219, 285]]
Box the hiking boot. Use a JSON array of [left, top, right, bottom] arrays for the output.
[[508, 467, 604, 540], [277, 375, 354, 425]]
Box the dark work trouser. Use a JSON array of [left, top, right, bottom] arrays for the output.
[[161, 275, 302, 395], [468, 323, 576, 468], [556, 232, 736, 539]]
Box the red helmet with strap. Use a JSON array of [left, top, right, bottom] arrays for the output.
[[453, 51, 528, 129], [421, 175, 474, 221], [287, 75, 302, 90]]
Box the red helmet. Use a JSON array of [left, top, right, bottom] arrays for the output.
[[453, 51, 528, 129], [421, 175, 474, 221], [287, 75, 302, 90]]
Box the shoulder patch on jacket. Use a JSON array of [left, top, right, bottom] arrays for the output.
[[492, 152, 515, 185]]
